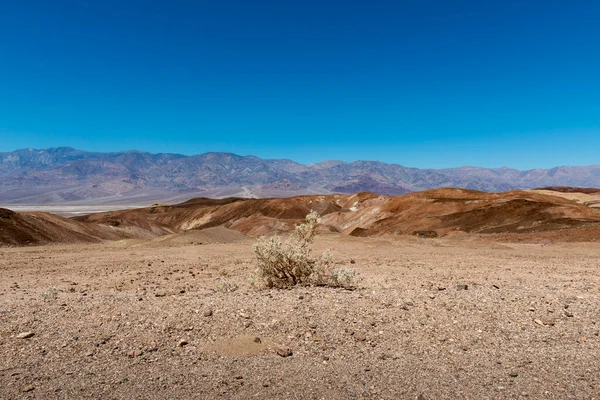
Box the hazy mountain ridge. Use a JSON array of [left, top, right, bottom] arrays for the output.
[[0, 147, 599, 204]]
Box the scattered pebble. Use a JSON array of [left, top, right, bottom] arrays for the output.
[[127, 349, 143, 357], [354, 333, 367, 342], [16, 332, 34, 339], [276, 346, 293, 357], [456, 284, 468, 291], [22, 385, 35, 393]]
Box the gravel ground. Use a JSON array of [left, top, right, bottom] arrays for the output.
[[1, 234, 599, 399]]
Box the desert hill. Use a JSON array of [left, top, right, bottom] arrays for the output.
[[0, 208, 131, 247], [76, 188, 600, 240], [4, 188, 600, 247]]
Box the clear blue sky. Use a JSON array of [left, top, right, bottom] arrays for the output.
[[0, 0, 598, 169]]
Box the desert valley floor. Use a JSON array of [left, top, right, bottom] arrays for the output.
[[1, 233, 599, 399]]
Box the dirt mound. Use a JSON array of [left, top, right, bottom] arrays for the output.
[[0, 209, 132, 247]]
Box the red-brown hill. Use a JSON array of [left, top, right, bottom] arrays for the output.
[[76, 189, 600, 241], [5, 188, 600, 247], [0, 208, 133, 247]]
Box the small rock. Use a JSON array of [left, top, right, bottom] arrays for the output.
[[354, 333, 367, 342], [509, 372, 519, 377], [155, 291, 167, 297], [541, 318, 555, 326], [565, 311, 574, 318], [456, 284, 468, 291], [437, 286, 446, 291], [253, 337, 262, 344], [22, 385, 35, 393], [178, 339, 188, 347], [17, 332, 34, 339], [234, 375, 243, 380], [309, 322, 318, 329], [428, 294, 436, 299], [534, 319, 545, 326], [127, 349, 143, 358], [244, 321, 252, 328], [203, 309, 213, 317], [298, 295, 304, 300], [276, 346, 293, 357], [492, 284, 500, 289]]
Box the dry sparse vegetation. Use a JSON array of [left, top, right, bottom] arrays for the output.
[[252, 211, 358, 288]]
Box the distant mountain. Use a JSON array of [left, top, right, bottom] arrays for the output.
[[0, 147, 599, 205]]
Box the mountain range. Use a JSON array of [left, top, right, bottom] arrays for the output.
[[1, 147, 599, 205]]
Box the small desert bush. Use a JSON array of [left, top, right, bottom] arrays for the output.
[[215, 279, 239, 293], [252, 211, 359, 288], [41, 286, 59, 301], [330, 267, 359, 288]]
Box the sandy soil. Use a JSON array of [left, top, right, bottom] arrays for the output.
[[1, 234, 599, 399]]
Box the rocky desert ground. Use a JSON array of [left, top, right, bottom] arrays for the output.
[[1, 231, 599, 399]]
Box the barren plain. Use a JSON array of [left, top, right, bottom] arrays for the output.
[[1, 232, 599, 399]]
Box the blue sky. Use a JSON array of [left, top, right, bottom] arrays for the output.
[[0, 0, 598, 169]]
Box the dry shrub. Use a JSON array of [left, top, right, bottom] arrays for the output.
[[252, 211, 359, 288], [330, 267, 359, 288], [41, 286, 59, 301]]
